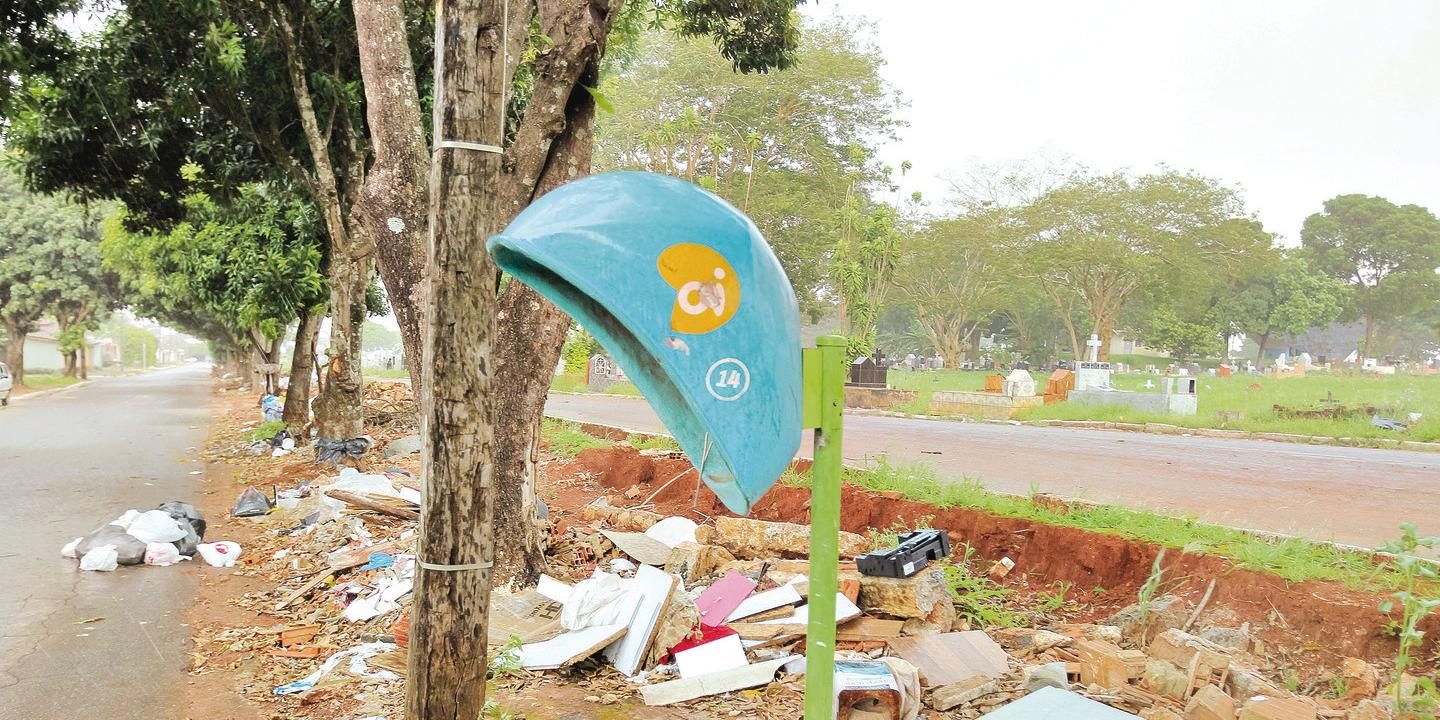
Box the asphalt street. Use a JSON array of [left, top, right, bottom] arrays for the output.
[[0, 365, 211, 719], [544, 392, 1439, 550]]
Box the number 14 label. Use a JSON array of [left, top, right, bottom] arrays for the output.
[[705, 358, 751, 401]]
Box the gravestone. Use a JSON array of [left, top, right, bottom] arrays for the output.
[[1298, 352, 1313, 371], [1002, 369, 1037, 398], [1074, 334, 1113, 391], [848, 353, 889, 388], [587, 353, 628, 391]]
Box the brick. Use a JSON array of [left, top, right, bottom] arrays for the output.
[[1149, 629, 1234, 676], [929, 677, 997, 711], [1237, 696, 1316, 720], [1185, 684, 1236, 720], [1076, 638, 1130, 689]]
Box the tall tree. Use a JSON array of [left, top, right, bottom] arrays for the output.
[[1020, 171, 1269, 360], [1218, 254, 1349, 363], [595, 15, 902, 319], [0, 167, 100, 386], [890, 212, 1007, 363], [1301, 194, 1440, 358]]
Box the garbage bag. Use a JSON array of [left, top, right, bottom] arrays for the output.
[[173, 520, 201, 557], [232, 486, 273, 517], [79, 545, 119, 572], [197, 541, 242, 567], [314, 437, 372, 465], [155, 500, 207, 540], [560, 571, 634, 630], [60, 537, 83, 558], [144, 542, 183, 567], [77, 524, 147, 565], [126, 509, 188, 544], [267, 428, 291, 448], [261, 394, 283, 422]]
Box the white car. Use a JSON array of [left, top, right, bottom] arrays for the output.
[[0, 362, 10, 406]]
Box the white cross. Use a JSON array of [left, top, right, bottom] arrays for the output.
[[1086, 334, 1103, 363]]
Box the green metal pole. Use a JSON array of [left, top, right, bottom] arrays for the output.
[[804, 335, 846, 720]]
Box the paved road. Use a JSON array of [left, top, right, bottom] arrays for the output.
[[0, 366, 211, 719], [544, 393, 1439, 549]]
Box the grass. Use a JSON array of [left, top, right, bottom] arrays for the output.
[[250, 419, 287, 442], [884, 368, 1440, 443], [549, 373, 643, 397], [362, 366, 410, 379], [540, 418, 681, 459], [14, 374, 84, 391]]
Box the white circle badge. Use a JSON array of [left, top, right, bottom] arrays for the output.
[[705, 358, 751, 401]]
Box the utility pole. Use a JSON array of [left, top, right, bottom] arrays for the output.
[[405, 0, 508, 717]]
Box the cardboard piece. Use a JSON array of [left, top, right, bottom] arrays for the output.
[[603, 564, 677, 676], [489, 590, 566, 645], [978, 686, 1140, 719], [886, 631, 1008, 687], [601, 530, 676, 566], [674, 633, 748, 679], [640, 655, 796, 706], [695, 572, 757, 628], [725, 583, 803, 622], [515, 623, 628, 670]]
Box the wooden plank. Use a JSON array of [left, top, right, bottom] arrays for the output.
[[516, 624, 628, 670], [325, 489, 420, 521], [887, 631, 1008, 687], [600, 530, 674, 566], [835, 618, 904, 642]]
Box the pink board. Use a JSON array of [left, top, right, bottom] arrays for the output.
[[695, 571, 757, 628]]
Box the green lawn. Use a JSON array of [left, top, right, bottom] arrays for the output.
[[15, 374, 84, 391], [550, 373, 643, 397], [886, 368, 1440, 443], [363, 367, 411, 379]]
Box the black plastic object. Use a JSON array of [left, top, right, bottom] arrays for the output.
[[855, 529, 952, 578], [156, 500, 207, 539], [231, 486, 273, 517], [315, 437, 371, 464], [76, 524, 147, 565]]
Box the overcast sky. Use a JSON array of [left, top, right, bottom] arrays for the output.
[[805, 1, 1440, 244]]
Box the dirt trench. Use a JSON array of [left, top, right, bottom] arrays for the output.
[[568, 444, 1432, 672]]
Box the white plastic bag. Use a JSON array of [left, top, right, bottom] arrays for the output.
[[197, 541, 242, 567], [318, 472, 401, 512], [144, 542, 183, 567], [60, 537, 83, 558], [560, 571, 634, 630], [126, 510, 187, 544], [111, 509, 142, 528], [79, 545, 119, 572]]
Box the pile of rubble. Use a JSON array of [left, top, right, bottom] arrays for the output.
[[192, 403, 1403, 720]]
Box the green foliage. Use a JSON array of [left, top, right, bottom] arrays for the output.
[[1302, 194, 1440, 356], [101, 181, 327, 354], [362, 320, 402, 352], [561, 327, 604, 375], [1034, 581, 1075, 615], [488, 635, 525, 680], [942, 547, 1023, 628], [1379, 523, 1440, 712], [540, 418, 612, 460], [1143, 306, 1222, 362], [250, 419, 286, 442], [1217, 253, 1349, 362], [596, 15, 902, 319], [890, 212, 1007, 362], [834, 190, 902, 358], [1136, 549, 1167, 624], [628, 433, 680, 452], [1282, 668, 1301, 693]]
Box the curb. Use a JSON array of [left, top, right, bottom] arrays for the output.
[[840, 407, 1440, 453], [8, 379, 92, 403]]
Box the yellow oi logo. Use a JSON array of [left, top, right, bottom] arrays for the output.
[[657, 243, 741, 334]]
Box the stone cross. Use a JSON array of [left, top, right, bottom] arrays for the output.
[[1086, 334, 1103, 363]]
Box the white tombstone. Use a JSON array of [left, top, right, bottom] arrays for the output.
[[1074, 334, 1112, 391], [1001, 369, 1036, 398], [1298, 352, 1313, 370]]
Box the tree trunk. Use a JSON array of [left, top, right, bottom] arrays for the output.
[[275, 7, 367, 440], [1255, 331, 1270, 365], [352, 0, 430, 390], [284, 307, 323, 431], [314, 255, 368, 439], [1363, 312, 1376, 360], [405, 0, 506, 715], [79, 342, 88, 380], [490, 57, 602, 590], [3, 318, 28, 387]]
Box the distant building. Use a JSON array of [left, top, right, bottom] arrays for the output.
[[20, 322, 119, 371]]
